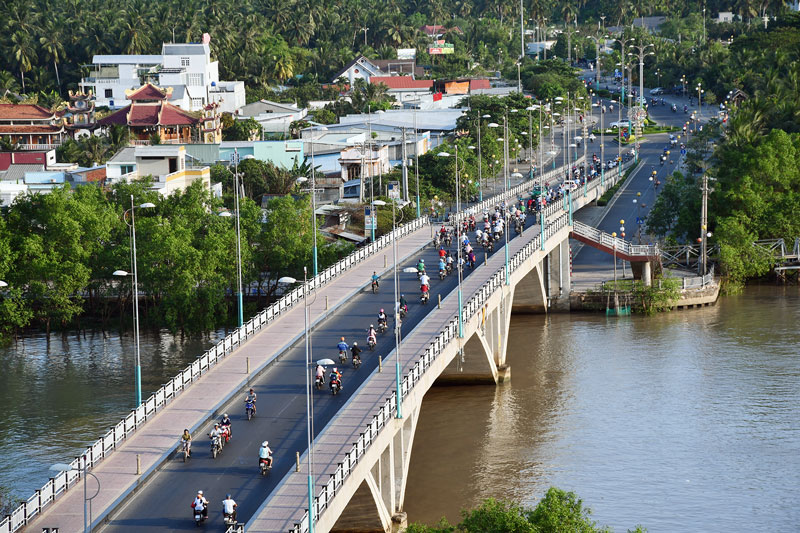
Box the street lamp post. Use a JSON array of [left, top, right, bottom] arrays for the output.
[[277, 271, 315, 532], [50, 462, 99, 533], [437, 148, 466, 334], [612, 38, 633, 104], [696, 82, 704, 117], [414, 107, 421, 217], [115, 198, 155, 407]]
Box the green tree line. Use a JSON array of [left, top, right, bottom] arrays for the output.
[[407, 488, 646, 533], [0, 179, 352, 342]]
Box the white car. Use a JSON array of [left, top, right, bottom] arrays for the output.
[[649, 87, 664, 96], [609, 120, 631, 129]]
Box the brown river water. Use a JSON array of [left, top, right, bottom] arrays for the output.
[[404, 286, 800, 532]]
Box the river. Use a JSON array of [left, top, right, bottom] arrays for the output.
[[0, 328, 225, 500], [404, 286, 800, 532]]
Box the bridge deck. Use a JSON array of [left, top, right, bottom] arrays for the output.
[[25, 225, 434, 533], [248, 221, 545, 532]]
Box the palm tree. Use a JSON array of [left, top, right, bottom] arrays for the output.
[[11, 32, 35, 94], [40, 25, 66, 91], [0, 71, 21, 95]]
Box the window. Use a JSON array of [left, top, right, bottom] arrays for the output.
[[104, 89, 113, 98], [187, 73, 203, 86], [120, 165, 134, 175], [191, 98, 203, 108], [181, 57, 190, 67]]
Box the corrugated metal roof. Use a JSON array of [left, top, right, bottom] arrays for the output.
[[92, 55, 162, 64], [162, 43, 209, 55], [0, 164, 44, 182], [108, 147, 136, 164]]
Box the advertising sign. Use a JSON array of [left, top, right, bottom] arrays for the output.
[[364, 206, 376, 232], [388, 181, 400, 199], [397, 48, 417, 60]]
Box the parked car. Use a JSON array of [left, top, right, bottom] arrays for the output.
[[649, 87, 664, 96]]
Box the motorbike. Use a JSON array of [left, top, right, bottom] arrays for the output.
[[416, 268, 426, 280], [245, 400, 255, 421], [315, 374, 324, 390], [439, 268, 446, 280], [371, 279, 379, 293], [420, 291, 429, 305], [330, 379, 341, 395], [259, 457, 272, 476], [353, 354, 361, 369], [193, 506, 207, 526], [377, 321, 387, 334], [338, 350, 347, 364], [367, 337, 376, 351], [398, 304, 407, 318], [210, 435, 222, 459], [224, 512, 237, 526]]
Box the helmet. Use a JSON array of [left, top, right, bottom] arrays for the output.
[[223, 413, 228, 418], [226, 494, 232, 499], [401, 294, 404, 298], [333, 367, 338, 372], [420, 259, 425, 262], [262, 441, 268, 447], [380, 308, 384, 313], [353, 342, 358, 346], [340, 336, 345, 341], [214, 423, 220, 427], [198, 490, 203, 495], [370, 324, 374, 328]]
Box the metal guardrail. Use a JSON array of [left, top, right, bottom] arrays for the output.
[[679, 268, 716, 289], [287, 158, 634, 533], [0, 217, 429, 533], [662, 238, 800, 269], [572, 221, 659, 257]]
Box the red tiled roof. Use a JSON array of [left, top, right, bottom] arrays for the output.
[[127, 83, 170, 101], [0, 125, 64, 134], [370, 76, 433, 90], [0, 104, 55, 120], [469, 79, 491, 91], [97, 101, 199, 127]]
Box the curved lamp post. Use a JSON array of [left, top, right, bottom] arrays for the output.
[[50, 462, 99, 533], [116, 199, 155, 407], [277, 272, 314, 533]]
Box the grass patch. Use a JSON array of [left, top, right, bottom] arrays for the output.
[[596, 160, 640, 206]]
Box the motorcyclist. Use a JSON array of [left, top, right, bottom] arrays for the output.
[[208, 423, 224, 446], [245, 388, 257, 414], [351, 342, 362, 364], [377, 309, 387, 329], [438, 257, 446, 276], [367, 325, 377, 346], [371, 271, 380, 289], [419, 272, 430, 290], [315, 364, 325, 385], [416, 258, 426, 275], [222, 494, 237, 523], [181, 429, 192, 457], [399, 294, 408, 313], [330, 367, 343, 390], [219, 413, 232, 442], [258, 440, 273, 468], [337, 337, 349, 356], [420, 283, 430, 300], [192, 490, 209, 520]]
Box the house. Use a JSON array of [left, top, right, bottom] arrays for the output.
[[80, 39, 245, 114], [106, 145, 211, 195], [97, 84, 221, 144], [338, 145, 390, 184], [369, 76, 433, 105], [0, 149, 55, 172], [331, 56, 384, 85], [371, 59, 426, 79], [219, 140, 304, 168], [237, 100, 308, 136], [714, 12, 736, 23], [0, 104, 67, 150]]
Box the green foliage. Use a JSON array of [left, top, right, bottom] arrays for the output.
[[407, 488, 635, 533], [645, 171, 700, 241], [223, 117, 261, 141], [633, 277, 681, 315]]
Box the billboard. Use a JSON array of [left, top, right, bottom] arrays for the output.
[[397, 48, 417, 60], [428, 41, 454, 55]]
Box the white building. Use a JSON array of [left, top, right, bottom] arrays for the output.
[[237, 100, 308, 136], [80, 40, 245, 114], [106, 145, 211, 196]]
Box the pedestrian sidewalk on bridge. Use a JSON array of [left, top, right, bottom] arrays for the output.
[[25, 224, 435, 533]]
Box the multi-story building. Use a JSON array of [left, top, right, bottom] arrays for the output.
[[80, 39, 245, 114], [106, 145, 210, 196], [0, 104, 67, 150]]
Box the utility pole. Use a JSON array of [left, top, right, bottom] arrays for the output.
[[401, 127, 409, 201], [700, 173, 709, 275], [520, 0, 525, 62]]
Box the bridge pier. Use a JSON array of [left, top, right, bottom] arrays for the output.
[[546, 239, 571, 311], [330, 408, 420, 533], [630, 260, 653, 286]]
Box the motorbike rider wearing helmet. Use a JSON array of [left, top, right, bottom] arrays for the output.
[[315, 364, 325, 384], [377, 309, 387, 328], [351, 342, 362, 364], [258, 441, 273, 468], [222, 494, 238, 522], [330, 367, 343, 390], [192, 490, 209, 519], [220, 413, 232, 441], [367, 325, 377, 346]]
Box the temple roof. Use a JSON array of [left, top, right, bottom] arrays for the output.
[[0, 104, 55, 121], [98, 101, 198, 127], [126, 83, 172, 101]]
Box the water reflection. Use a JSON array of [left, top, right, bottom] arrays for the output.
[[0, 328, 223, 498], [405, 287, 800, 532]]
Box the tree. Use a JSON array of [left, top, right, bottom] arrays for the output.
[[223, 117, 261, 141], [11, 31, 35, 93], [39, 24, 65, 91]]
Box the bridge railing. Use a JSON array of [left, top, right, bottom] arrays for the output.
[[572, 220, 659, 257], [289, 161, 641, 532], [0, 216, 430, 533]]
